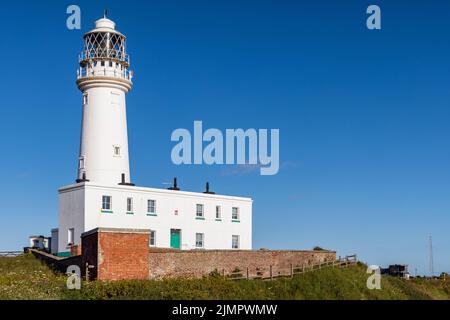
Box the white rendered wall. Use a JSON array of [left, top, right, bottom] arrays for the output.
[[58, 183, 252, 252], [50, 229, 59, 254], [78, 86, 130, 185], [58, 186, 85, 253]]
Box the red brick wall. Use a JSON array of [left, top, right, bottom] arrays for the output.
[[81, 228, 150, 281], [148, 249, 336, 279], [80, 228, 336, 281]]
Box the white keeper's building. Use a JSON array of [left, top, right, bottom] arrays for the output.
[[53, 15, 253, 256]]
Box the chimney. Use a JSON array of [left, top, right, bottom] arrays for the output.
[[118, 173, 135, 186], [203, 182, 215, 194], [168, 177, 180, 191]]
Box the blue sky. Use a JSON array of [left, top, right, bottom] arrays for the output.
[[0, 0, 449, 276]]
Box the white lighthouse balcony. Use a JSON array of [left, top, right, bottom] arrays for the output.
[[77, 65, 133, 81]]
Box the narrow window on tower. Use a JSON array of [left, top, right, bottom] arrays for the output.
[[113, 145, 121, 157], [83, 93, 88, 105], [78, 156, 85, 170]]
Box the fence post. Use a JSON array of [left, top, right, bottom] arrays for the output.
[[302, 264, 305, 274], [85, 263, 89, 282], [246, 267, 249, 279], [270, 265, 273, 280], [290, 264, 293, 278]]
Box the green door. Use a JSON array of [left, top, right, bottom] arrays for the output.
[[170, 229, 181, 249]]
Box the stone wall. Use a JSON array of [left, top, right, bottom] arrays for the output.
[[148, 248, 336, 279]]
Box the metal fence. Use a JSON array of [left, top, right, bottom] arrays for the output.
[[0, 251, 23, 257]]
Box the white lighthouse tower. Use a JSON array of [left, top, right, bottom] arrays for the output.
[[76, 14, 133, 186], [55, 15, 252, 256]]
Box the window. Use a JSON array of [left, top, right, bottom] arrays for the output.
[[102, 195, 112, 211], [113, 145, 121, 156], [196, 204, 204, 218], [232, 235, 240, 249], [150, 230, 156, 246], [83, 93, 88, 105], [232, 207, 240, 221], [109, 61, 113, 67], [68, 228, 74, 245], [147, 200, 156, 214], [126, 197, 133, 213], [78, 157, 85, 170], [101, 61, 105, 67], [196, 233, 204, 248], [215, 206, 221, 220]]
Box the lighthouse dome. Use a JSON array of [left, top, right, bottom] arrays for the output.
[[95, 17, 115, 29], [85, 17, 125, 37]]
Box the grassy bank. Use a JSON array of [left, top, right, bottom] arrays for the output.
[[1, 254, 449, 300]]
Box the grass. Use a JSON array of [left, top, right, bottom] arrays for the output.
[[0, 254, 66, 299], [1, 254, 449, 300]]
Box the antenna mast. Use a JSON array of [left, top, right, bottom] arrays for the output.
[[429, 235, 434, 277]]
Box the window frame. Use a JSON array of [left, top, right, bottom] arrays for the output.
[[215, 205, 221, 220], [147, 199, 156, 215], [195, 233, 204, 248], [68, 228, 75, 245], [196, 204, 204, 218], [83, 93, 88, 105], [113, 145, 121, 157], [149, 230, 156, 247], [102, 195, 112, 211], [232, 207, 240, 221], [232, 235, 240, 249], [78, 156, 85, 170], [126, 197, 133, 213]]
